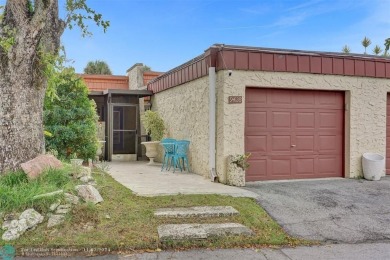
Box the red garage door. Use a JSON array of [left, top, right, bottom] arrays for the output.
[[386, 94, 390, 174], [245, 88, 344, 181]]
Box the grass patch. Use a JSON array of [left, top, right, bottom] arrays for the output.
[[0, 169, 311, 256], [0, 165, 77, 214]]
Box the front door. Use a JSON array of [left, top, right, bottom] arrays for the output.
[[111, 105, 137, 161]]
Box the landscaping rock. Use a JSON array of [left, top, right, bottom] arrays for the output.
[[80, 175, 94, 183], [155, 206, 239, 218], [33, 190, 63, 199], [47, 215, 65, 228], [21, 154, 62, 179], [55, 204, 72, 214], [88, 181, 97, 186], [1, 220, 12, 230], [19, 209, 44, 228], [3, 213, 17, 221], [158, 223, 253, 241], [76, 167, 91, 178], [2, 227, 21, 241], [49, 201, 61, 212], [2, 209, 43, 241], [75, 185, 103, 204], [64, 193, 80, 205]]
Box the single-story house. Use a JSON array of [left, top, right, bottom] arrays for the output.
[[147, 44, 390, 182], [81, 64, 163, 161]]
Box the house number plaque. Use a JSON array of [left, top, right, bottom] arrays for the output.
[[228, 96, 242, 104]]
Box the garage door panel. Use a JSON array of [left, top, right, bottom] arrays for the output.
[[270, 89, 292, 105], [272, 111, 291, 128], [318, 157, 340, 174], [245, 88, 344, 181], [247, 111, 267, 127], [270, 158, 292, 176], [296, 112, 315, 129], [295, 135, 315, 152], [295, 91, 315, 105], [318, 135, 341, 152], [317, 91, 344, 109], [319, 112, 341, 129], [246, 88, 266, 106], [271, 135, 291, 152], [295, 158, 315, 175], [246, 136, 267, 153], [246, 159, 267, 181]]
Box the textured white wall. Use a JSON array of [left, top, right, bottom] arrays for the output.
[[216, 70, 390, 180], [151, 77, 210, 177]]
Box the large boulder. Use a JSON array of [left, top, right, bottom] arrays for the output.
[[75, 185, 103, 204], [21, 155, 62, 179]]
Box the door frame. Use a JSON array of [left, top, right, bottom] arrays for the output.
[[108, 103, 138, 161]]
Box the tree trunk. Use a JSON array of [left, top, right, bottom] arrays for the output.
[[0, 0, 64, 173], [0, 66, 46, 172]]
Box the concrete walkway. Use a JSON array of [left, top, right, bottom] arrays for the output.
[[107, 161, 258, 198]]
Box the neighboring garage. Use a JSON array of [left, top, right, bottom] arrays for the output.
[[147, 44, 390, 184], [245, 88, 344, 181]]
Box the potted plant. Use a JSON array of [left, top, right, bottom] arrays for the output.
[[70, 153, 84, 167], [226, 153, 251, 187], [141, 110, 165, 164]]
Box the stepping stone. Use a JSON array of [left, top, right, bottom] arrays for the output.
[[154, 206, 239, 218], [158, 223, 253, 241]]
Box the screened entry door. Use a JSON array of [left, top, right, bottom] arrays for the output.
[[112, 105, 137, 156]]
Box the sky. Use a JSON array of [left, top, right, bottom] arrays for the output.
[[3, 0, 390, 75]]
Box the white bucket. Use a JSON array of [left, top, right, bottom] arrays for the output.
[[362, 153, 385, 181]]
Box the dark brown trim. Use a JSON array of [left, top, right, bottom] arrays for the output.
[[147, 44, 390, 94]]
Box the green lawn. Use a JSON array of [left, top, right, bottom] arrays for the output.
[[0, 168, 310, 256]]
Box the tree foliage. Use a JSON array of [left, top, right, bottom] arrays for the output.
[[372, 45, 382, 55], [342, 37, 389, 57], [341, 45, 351, 54], [84, 60, 112, 75], [0, 0, 108, 172], [385, 38, 390, 56], [361, 36, 371, 54], [44, 68, 98, 160]]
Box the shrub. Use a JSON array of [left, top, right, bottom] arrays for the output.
[[44, 68, 98, 160], [141, 110, 165, 141]]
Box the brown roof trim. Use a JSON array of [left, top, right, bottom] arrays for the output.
[[102, 89, 153, 96], [214, 44, 390, 61], [147, 44, 390, 94], [79, 74, 128, 80]]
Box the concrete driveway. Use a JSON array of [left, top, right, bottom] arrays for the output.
[[244, 177, 390, 243]]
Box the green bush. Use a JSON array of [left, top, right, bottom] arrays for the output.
[[141, 110, 165, 141], [44, 68, 98, 160]]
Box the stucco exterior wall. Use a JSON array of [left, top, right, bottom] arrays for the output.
[[216, 70, 390, 180], [151, 77, 210, 177]]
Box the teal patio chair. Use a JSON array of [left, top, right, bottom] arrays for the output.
[[173, 140, 191, 173], [160, 138, 176, 171]]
